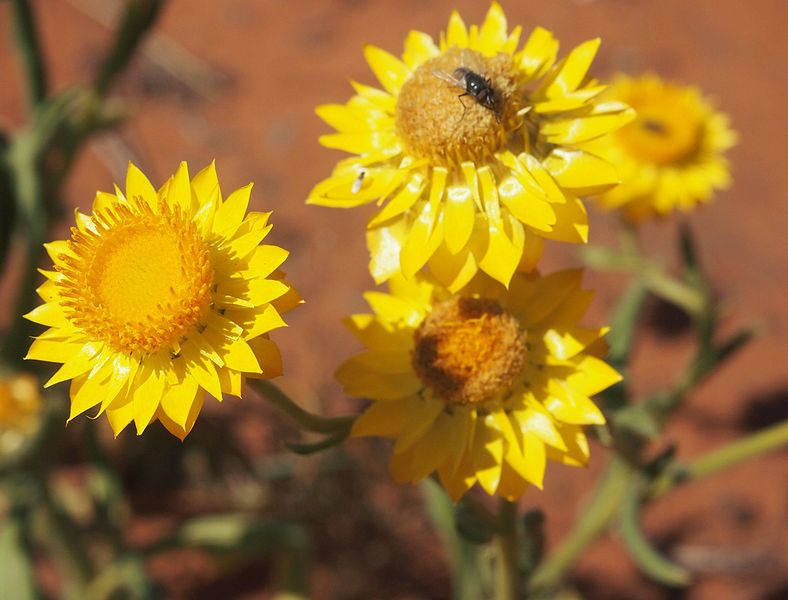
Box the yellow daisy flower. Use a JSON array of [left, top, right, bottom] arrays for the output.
[[308, 2, 633, 291], [0, 372, 42, 455], [337, 270, 620, 500], [595, 74, 737, 222], [24, 162, 299, 439]]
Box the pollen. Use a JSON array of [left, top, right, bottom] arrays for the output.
[[412, 296, 526, 406], [57, 198, 215, 356], [395, 47, 522, 166]]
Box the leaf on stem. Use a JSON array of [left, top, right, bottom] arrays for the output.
[[618, 488, 692, 587]]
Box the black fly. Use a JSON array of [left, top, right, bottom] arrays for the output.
[[433, 67, 501, 120]]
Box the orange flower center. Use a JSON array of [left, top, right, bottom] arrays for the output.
[[616, 87, 702, 165], [57, 198, 215, 356], [411, 296, 526, 405], [395, 48, 522, 166]]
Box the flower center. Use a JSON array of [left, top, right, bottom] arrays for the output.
[[57, 198, 215, 356], [395, 48, 521, 166], [616, 89, 701, 165], [411, 296, 527, 406]]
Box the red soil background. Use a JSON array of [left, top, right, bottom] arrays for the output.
[[1, 1, 786, 598]]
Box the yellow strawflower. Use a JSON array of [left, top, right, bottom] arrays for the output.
[[25, 162, 299, 439], [308, 2, 633, 291], [337, 270, 620, 500], [595, 74, 737, 222], [0, 373, 42, 455]]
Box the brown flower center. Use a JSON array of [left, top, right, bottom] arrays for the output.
[[395, 47, 522, 166], [412, 296, 527, 406]]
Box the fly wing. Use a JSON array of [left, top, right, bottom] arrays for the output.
[[432, 68, 464, 90]]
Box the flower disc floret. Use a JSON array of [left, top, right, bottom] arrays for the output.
[[25, 162, 300, 439], [337, 270, 621, 500], [412, 296, 526, 406], [595, 74, 737, 222], [309, 2, 634, 291]]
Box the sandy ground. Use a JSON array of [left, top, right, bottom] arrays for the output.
[[1, 1, 787, 598]]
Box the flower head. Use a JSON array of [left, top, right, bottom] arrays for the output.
[[25, 162, 299, 439], [0, 373, 43, 455], [337, 270, 620, 500], [308, 2, 633, 291], [595, 74, 737, 222]]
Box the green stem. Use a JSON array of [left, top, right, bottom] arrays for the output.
[[495, 499, 520, 600], [649, 419, 788, 499], [38, 481, 94, 598], [94, 0, 165, 96], [10, 0, 48, 105], [248, 379, 354, 435], [527, 459, 632, 596]]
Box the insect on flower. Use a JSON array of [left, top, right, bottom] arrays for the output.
[[351, 170, 366, 194], [433, 50, 501, 120]]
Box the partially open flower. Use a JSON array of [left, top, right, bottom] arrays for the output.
[[594, 74, 737, 222], [337, 270, 620, 500], [0, 373, 42, 455], [308, 2, 633, 291], [25, 162, 300, 439]]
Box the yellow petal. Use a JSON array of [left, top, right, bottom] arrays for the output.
[[544, 380, 606, 425], [367, 221, 406, 284], [160, 377, 200, 429], [106, 395, 135, 437], [213, 183, 252, 236], [247, 336, 283, 378], [444, 10, 469, 49], [392, 396, 444, 454], [44, 342, 102, 387], [125, 162, 158, 209], [402, 31, 439, 68], [472, 415, 504, 495], [368, 173, 425, 228], [443, 184, 476, 254], [364, 45, 411, 95], [133, 366, 166, 435], [518, 26, 558, 79], [352, 399, 409, 438], [191, 160, 221, 204], [336, 358, 422, 400], [498, 174, 555, 232], [543, 148, 621, 195], [167, 161, 193, 213], [539, 38, 600, 98], [478, 1, 508, 55]]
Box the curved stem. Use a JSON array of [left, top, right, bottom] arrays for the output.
[[10, 0, 48, 105], [248, 379, 354, 435], [495, 499, 520, 600], [527, 459, 632, 596], [649, 419, 788, 499]]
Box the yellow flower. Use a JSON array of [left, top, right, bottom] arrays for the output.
[[337, 270, 620, 500], [0, 372, 42, 455], [308, 2, 633, 291], [595, 74, 737, 222], [25, 162, 299, 439]]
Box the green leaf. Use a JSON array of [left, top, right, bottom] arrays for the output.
[[520, 509, 546, 574], [455, 499, 496, 545], [0, 516, 40, 600], [285, 429, 350, 455], [613, 405, 661, 440], [678, 222, 699, 272], [607, 280, 648, 371], [618, 488, 692, 587], [422, 480, 494, 600]]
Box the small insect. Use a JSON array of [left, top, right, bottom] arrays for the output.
[[433, 67, 501, 119], [351, 170, 366, 194]]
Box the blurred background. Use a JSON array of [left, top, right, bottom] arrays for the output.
[[1, 1, 786, 598]]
